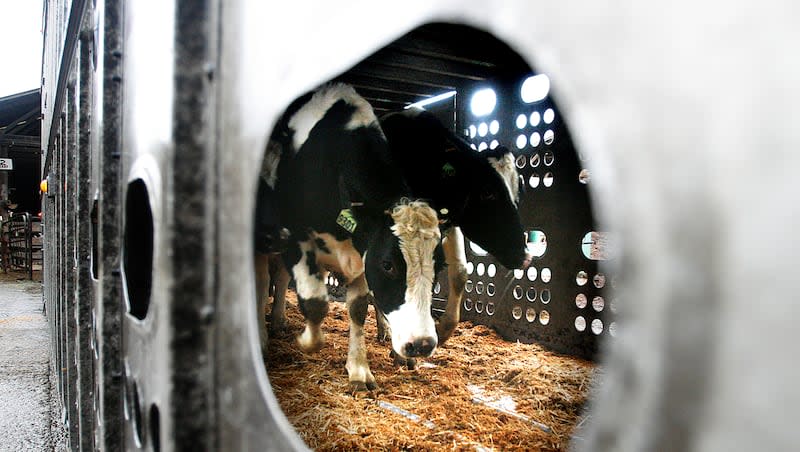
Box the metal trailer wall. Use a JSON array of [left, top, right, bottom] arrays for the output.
[[40, 1, 800, 451]]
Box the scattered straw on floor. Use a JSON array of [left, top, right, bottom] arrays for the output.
[[265, 291, 596, 452]]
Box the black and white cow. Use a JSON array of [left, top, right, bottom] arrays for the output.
[[379, 108, 532, 345], [260, 83, 442, 391], [253, 163, 292, 351]]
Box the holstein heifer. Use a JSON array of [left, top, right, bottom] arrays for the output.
[[380, 108, 532, 346], [261, 84, 442, 391]]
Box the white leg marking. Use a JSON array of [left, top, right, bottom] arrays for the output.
[[292, 240, 329, 300], [345, 274, 375, 390], [438, 227, 468, 343]]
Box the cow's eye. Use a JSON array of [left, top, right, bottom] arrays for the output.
[[480, 190, 496, 201], [381, 260, 396, 275]]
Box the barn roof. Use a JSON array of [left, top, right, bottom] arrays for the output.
[[0, 89, 42, 148]]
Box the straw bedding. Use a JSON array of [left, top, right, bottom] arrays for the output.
[[264, 290, 596, 451]]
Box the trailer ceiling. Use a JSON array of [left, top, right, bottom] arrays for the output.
[[334, 23, 533, 116]]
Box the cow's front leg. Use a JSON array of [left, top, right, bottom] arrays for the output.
[[437, 227, 468, 344], [346, 274, 377, 392], [254, 253, 271, 352], [269, 254, 290, 335], [292, 244, 330, 353]]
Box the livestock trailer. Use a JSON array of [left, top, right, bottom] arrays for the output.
[[40, 0, 800, 451]]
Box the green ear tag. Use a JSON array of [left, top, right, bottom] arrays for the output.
[[337, 209, 357, 233], [441, 162, 456, 178]]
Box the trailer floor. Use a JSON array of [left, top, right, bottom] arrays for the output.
[[0, 271, 69, 451], [264, 290, 596, 452]]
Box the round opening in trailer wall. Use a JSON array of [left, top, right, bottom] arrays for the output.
[[122, 179, 154, 321], [252, 23, 615, 451]]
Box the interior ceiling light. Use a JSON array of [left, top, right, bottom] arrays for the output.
[[405, 90, 457, 110]]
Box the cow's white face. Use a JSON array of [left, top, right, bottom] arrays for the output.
[[366, 201, 441, 358]]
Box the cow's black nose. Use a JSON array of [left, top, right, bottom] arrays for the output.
[[402, 337, 437, 358]]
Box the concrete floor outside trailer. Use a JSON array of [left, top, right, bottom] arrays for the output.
[[0, 271, 69, 451]]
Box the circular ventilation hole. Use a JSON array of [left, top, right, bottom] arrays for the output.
[[543, 129, 555, 145], [575, 293, 588, 309], [592, 296, 605, 312], [124, 376, 144, 447], [489, 140, 499, 149], [476, 262, 485, 276], [91, 311, 99, 360], [515, 155, 527, 169], [150, 404, 161, 452], [526, 287, 537, 302], [478, 142, 488, 152], [529, 173, 540, 188], [470, 88, 497, 116], [526, 266, 537, 281], [123, 179, 154, 321], [575, 316, 587, 332], [475, 299, 485, 313], [512, 285, 523, 300], [530, 132, 541, 147], [465, 280, 473, 293], [433, 281, 441, 294], [475, 281, 485, 295], [486, 283, 496, 296], [526, 308, 536, 323], [469, 125, 477, 138], [543, 151, 554, 166], [487, 264, 497, 278], [530, 153, 541, 167], [579, 169, 590, 184], [593, 273, 606, 288], [543, 108, 555, 124], [530, 111, 541, 127], [540, 267, 552, 283], [540, 289, 551, 304], [543, 172, 554, 187], [576, 271, 589, 286], [478, 122, 488, 137], [516, 114, 527, 129], [539, 310, 550, 325], [609, 322, 618, 337], [513, 269, 524, 280], [591, 319, 604, 335], [486, 302, 495, 316], [464, 298, 474, 311], [516, 134, 527, 149], [512, 305, 523, 320], [470, 144, 477, 150], [610, 298, 618, 314], [466, 262, 474, 275], [489, 120, 500, 135]]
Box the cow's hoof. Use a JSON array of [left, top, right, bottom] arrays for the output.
[[435, 320, 457, 345], [269, 321, 288, 337], [295, 332, 325, 354], [348, 380, 378, 393], [389, 350, 417, 370], [376, 330, 390, 343]]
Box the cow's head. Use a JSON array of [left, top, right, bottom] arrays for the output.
[[357, 200, 441, 359], [458, 145, 531, 270]]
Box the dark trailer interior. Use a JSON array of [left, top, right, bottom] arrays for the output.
[[331, 23, 615, 359]]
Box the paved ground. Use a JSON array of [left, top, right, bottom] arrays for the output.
[[0, 272, 69, 451]]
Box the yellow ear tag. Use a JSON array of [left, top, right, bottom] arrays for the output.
[[336, 209, 357, 234]]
